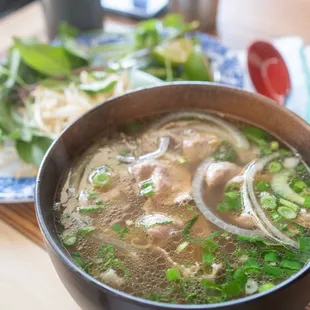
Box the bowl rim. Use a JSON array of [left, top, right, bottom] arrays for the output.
[[35, 81, 310, 309]]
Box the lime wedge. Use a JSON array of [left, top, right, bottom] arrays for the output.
[[184, 43, 213, 81], [152, 38, 193, 66]]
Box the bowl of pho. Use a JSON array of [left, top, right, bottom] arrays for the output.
[[35, 83, 310, 310]]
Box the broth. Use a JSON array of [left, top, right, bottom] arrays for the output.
[[55, 112, 310, 304]]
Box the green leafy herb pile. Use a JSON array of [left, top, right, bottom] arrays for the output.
[[0, 16, 212, 167]]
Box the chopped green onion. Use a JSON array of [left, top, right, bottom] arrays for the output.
[[213, 140, 236, 162], [97, 245, 115, 259], [278, 198, 300, 212], [184, 204, 195, 211], [140, 178, 154, 189], [299, 237, 310, 253], [92, 172, 111, 187], [62, 234, 77, 246], [176, 241, 189, 253], [202, 239, 219, 253], [177, 156, 187, 164], [202, 252, 215, 264], [166, 268, 182, 281], [280, 260, 303, 270], [78, 226, 96, 237], [71, 252, 92, 273], [260, 192, 277, 209], [262, 265, 283, 278], [224, 191, 241, 210], [148, 220, 173, 228], [112, 224, 129, 238], [233, 269, 247, 287], [223, 280, 243, 298], [270, 141, 279, 151], [296, 163, 308, 174], [217, 203, 228, 212], [140, 186, 155, 196], [87, 191, 98, 200], [263, 251, 279, 263], [256, 180, 270, 192], [258, 283, 275, 293], [139, 178, 155, 196], [201, 279, 222, 291], [72, 252, 84, 267], [292, 180, 307, 193], [242, 127, 271, 154], [79, 205, 105, 213], [242, 126, 270, 140], [244, 258, 260, 274], [225, 183, 240, 192], [268, 161, 282, 173], [270, 211, 282, 222], [279, 149, 293, 157], [304, 196, 310, 208], [277, 206, 297, 220]]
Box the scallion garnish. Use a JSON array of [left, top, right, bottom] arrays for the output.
[[268, 161, 282, 173], [258, 282, 275, 293], [277, 206, 297, 220], [280, 259, 303, 270], [62, 234, 77, 246], [260, 192, 277, 210], [77, 226, 96, 237], [299, 237, 310, 253], [111, 223, 129, 238], [255, 180, 270, 192], [166, 268, 182, 281], [79, 204, 105, 213], [176, 241, 189, 253], [139, 178, 155, 197], [92, 172, 111, 187]]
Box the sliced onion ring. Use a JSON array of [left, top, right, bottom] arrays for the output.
[[117, 136, 170, 163], [245, 152, 298, 248], [192, 158, 263, 237], [151, 112, 250, 150], [242, 165, 282, 241]]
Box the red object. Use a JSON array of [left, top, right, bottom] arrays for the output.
[[247, 40, 291, 105]]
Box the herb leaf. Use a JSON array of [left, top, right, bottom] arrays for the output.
[[16, 136, 52, 166], [79, 77, 117, 94], [14, 38, 71, 76]]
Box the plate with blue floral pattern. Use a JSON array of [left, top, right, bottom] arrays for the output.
[[0, 32, 243, 203]]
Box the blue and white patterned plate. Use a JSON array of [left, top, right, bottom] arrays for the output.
[[0, 32, 244, 203]]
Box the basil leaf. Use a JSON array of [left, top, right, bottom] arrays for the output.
[[62, 38, 89, 68], [14, 38, 71, 76], [16, 136, 52, 166]]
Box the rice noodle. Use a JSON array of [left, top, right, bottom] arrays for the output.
[[245, 152, 298, 248], [192, 158, 263, 237], [117, 136, 170, 163]]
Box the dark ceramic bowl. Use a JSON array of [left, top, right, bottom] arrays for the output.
[[35, 83, 310, 310]]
